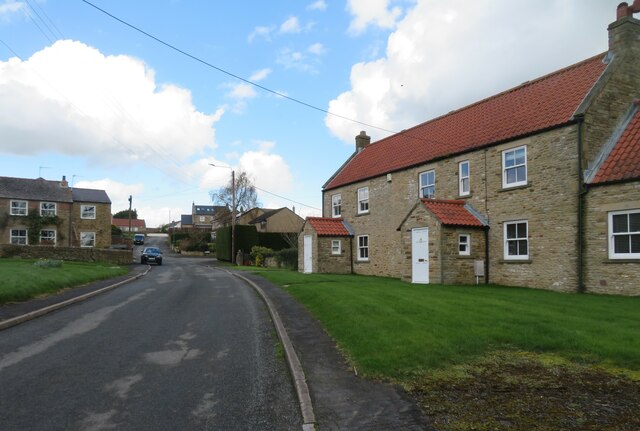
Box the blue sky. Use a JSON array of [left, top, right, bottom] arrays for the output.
[[0, 0, 623, 227]]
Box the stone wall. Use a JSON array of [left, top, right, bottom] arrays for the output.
[[324, 126, 581, 291], [441, 226, 487, 285], [316, 236, 352, 274], [71, 202, 112, 248], [584, 181, 640, 295], [0, 244, 133, 265]]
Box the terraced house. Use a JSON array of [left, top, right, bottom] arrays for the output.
[[0, 175, 112, 248], [300, 5, 640, 295]]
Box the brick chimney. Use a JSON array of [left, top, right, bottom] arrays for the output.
[[61, 175, 68, 188], [355, 131, 370, 153], [609, 2, 640, 54]]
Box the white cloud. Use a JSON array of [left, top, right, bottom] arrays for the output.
[[238, 149, 293, 197], [307, 1, 327, 12], [346, 0, 405, 34], [307, 43, 326, 56], [0, 40, 222, 170], [280, 16, 301, 34], [0, 0, 25, 19], [327, 0, 619, 144], [247, 25, 275, 43], [249, 68, 271, 81], [75, 178, 144, 214], [277, 48, 320, 73], [227, 82, 257, 100]]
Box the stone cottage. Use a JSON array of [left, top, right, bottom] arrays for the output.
[[299, 5, 640, 295], [0, 175, 112, 248]]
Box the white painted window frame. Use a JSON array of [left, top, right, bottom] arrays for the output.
[[459, 161, 470, 196], [357, 187, 369, 214], [81, 205, 96, 219], [331, 194, 342, 218], [40, 202, 57, 217], [419, 170, 435, 199], [80, 231, 96, 248], [10, 200, 28, 216], [458, 234, 470, 256], [357, 235, 369, 261], [40, 229, 56, 245], [504, 220, 529, 260], [608, 209, 640, 259], [331, 239, 341, 255], [10, 229, 28, 245], [502, 145, 527, 188]]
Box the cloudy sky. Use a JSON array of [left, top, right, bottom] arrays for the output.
[[0, 0, 623, 227]]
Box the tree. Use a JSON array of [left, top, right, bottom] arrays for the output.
[[209, 171, 260, 224], [113, 209, 138, 219]]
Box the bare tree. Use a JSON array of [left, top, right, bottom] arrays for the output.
[[209, 171, 260, 224]]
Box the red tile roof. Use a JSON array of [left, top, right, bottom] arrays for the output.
[[591, 106, 640, 184], [421, 199, 484, 227], [306, 217, 352, 236], [325, 54, 607, 190], [112, 218, 146, 228]]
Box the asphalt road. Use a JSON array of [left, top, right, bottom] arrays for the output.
[[0, 236, 301, 430]]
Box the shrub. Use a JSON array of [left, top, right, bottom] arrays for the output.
[[33, 259, 63, 268], [275, 247, 298, 269], [251, 246, 274, 267]]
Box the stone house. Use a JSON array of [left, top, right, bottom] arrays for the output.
[[238, 207, 304, 233], [300, 6, 640, 295], [0, 175, 112, 248]]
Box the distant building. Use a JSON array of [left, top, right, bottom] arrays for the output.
[[112, 217, 147, 233]]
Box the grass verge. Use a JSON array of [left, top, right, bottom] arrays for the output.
[[256, 270, 640, 430], [0, 258, 129, 305]]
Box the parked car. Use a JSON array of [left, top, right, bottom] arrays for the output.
[[133, 234, 145, 245], [141, 247, 163, 265]]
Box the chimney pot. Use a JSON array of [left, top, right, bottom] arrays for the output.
[[61, 175, 68, 188]]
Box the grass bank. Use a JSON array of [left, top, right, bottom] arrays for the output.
[[0, 259, 129, 305], [256, 270, 640, 430]]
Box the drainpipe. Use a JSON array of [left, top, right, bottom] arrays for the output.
[[349, 236, 354, 274], [576, 115, 587, 293], [484, 226, 490, 284]]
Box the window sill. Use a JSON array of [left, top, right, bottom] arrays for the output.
[[355, 259, 370, 264], [499, 259, 532, 264], [457, 194, 472, 199], [498, 183, 531, 193], [604, 259, 639, 263], [457, 255, 474, 259], [356, 212, 370, 217]]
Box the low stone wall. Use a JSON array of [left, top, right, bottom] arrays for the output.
[[0, 245, 133, 265]]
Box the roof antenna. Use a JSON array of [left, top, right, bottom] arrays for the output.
[[38, 166, 51, 178], [71, 174, 82, 187]]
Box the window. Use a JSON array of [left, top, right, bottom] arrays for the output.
[[504, 220, 529, 260], [357, 235, 369, 261], [10, 200, 27, 216], [331, 240, 341, 255], [81, 205, 96, 219], [80, 232, 96, 248], [199, 216, 205, 222], [40, 202, 56, 217], [419, 170, 435, 199], [331, 194, 342, 218], [459, 161, 470, 196], [41, 229, 56, 245], [608, 209, 640, 259], [357, 187, 369, 214], [459, 234, 470, 256], [502, 146, 527, 188], [10, 229, 27, 245]]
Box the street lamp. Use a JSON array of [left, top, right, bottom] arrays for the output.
[[209, 163, 236, 264]]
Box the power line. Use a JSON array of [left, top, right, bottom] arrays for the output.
[[253, 185, 321, 211], [25, 0, 59, 41], [79, 0, 397, 135], [30, 0, 66, 39]]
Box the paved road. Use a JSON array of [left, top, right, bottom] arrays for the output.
[[0, 236, 301, 430]]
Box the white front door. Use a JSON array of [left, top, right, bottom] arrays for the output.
[[412, 228, 429, 284], [303, 235, 312, 273]]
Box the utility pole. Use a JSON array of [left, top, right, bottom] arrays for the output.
[[128, 195, 132, 238], [231, 169, 236, 265]]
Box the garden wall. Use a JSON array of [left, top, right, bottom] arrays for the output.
[[0, 245, 133, 265]]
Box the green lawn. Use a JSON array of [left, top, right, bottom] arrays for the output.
[[257, 271, 640, 379], [0, 259, 129, 305]]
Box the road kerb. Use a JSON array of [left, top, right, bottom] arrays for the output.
[[224, 270, 317, 431], [0, 266, 151, 331]]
